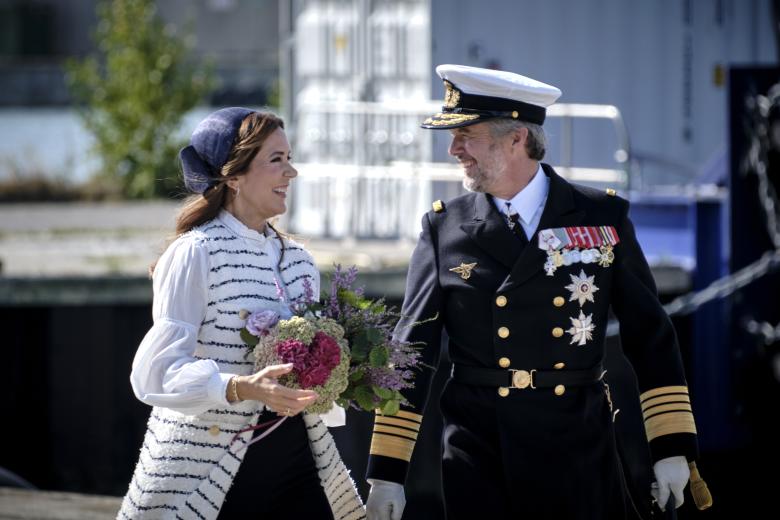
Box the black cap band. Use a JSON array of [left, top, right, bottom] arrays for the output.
[[446, 91, 546, 125]]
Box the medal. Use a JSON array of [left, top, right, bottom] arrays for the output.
[[538, 226, 620, 274], [567, 311, 595, 346], [598, 245, 615, 267], [565, 269, 599, 307]]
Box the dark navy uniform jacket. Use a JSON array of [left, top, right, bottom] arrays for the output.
[[367, 164, 699, 518]]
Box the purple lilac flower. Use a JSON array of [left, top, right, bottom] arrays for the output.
[[366, 367, 412, 391], [274, 277, 285, 302], [302, 276, 315, 304], [245, 310, 280, 337]]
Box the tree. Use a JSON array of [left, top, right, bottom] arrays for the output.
[[67, 0, 215, 198]]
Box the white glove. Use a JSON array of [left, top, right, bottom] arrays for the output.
[[651, 455, 690, 509], [366, 479, 406, 520]]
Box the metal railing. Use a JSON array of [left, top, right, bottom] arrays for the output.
[[289, 100, 633, 240]]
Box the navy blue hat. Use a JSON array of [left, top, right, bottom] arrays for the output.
[[179, 107, 256, 193], [422, 65, 561, 129]]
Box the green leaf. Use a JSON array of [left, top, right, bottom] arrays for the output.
[[372, 385, 394, 400], [340, 386, 355, 400], [366, 328, 383, 345], [381, 399, 400, 416], [351, 331, 370, 361], [240, 328, 259, 346], [369, 302, 387, 315], [349, 369, 365, 382], [369, 346, 389, 368], [355, 386, 376, 411]]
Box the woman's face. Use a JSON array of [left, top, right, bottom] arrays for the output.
[[234, 128, 297, 221]]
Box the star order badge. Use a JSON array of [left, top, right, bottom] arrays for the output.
[[567, 311, 595, 346], [565, 269, 599, 307], [449, 262, 477, 280]]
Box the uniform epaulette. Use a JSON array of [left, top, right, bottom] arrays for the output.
[[432, 200, 445, 213], [605, 188, 617, 197]]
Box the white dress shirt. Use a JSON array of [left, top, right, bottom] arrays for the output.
[[492, 163, 550, 240]]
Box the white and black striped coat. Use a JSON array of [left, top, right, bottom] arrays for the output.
[[118, 214, 365, 520]]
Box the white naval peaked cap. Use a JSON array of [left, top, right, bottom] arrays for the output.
[[421, 64, 562, 129]]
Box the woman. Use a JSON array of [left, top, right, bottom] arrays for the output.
[[118, 107, 365, 520]]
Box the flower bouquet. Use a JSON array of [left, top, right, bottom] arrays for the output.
[[240, 311, 350, 415], [239, 265, 422, 416]]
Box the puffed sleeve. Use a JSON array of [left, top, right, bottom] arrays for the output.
[[130, 235, 233, 416]]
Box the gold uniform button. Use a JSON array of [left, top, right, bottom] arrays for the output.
[[498, 327, 510, 339], [554, 385, 566, 396], [552, 327, 564, 338], [498, 357, 511, 368], [553, 296, 565, 307], [208, 425, 220, 436], [496, 295, 508, 307], [498, 387, 510, 397], [554, 362, 565, 369]]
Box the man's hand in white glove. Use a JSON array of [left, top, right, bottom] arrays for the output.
[[366, 479, 406, 520], [651, 455, 690, 510]]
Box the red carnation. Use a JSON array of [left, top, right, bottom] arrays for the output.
[[276, 339, 309, 371], [300, 366, 331, 388], [311, 331, 341, 370]]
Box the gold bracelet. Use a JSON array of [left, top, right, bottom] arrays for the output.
[[229, 376, 241, 403]]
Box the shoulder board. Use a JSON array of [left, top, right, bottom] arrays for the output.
[[432, 200, 445, 213], [605, 188, 617, 197]]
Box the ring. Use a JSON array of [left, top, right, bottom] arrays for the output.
[[285, 408, 290, 415]]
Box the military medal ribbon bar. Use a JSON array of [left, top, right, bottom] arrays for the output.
[[562, 226, 620, 249], [538, 226, 620, 276]]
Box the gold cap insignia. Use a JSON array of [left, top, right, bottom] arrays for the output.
[[449, 262, 477, 280], [443, 81, 461, 108], [423, 112, 480, 126], [606, 188, 617, 196]]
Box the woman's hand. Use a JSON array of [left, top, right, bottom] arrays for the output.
[[234, 363, 318, 416]]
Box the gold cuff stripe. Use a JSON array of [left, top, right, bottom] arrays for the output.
[[377, 409, 422, 423], [375, 416, 421, 431], [641, 394, 691, 411], [642, 402, 693, 419], [373, 424, 419, 441], [640, 386, 689, 402], [370, 433, 416, 462], [644, 411, 697, 441]]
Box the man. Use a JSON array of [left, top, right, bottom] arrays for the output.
[[365, 65, 698, 520]]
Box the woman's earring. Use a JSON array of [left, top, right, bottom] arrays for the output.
[[234, 186, 240, 198]]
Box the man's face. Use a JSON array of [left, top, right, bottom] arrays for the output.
[[448, 123, 509, 193]]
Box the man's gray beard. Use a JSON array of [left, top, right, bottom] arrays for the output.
[[462, 156, 505, 193], [462, 176, 485, 193]]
